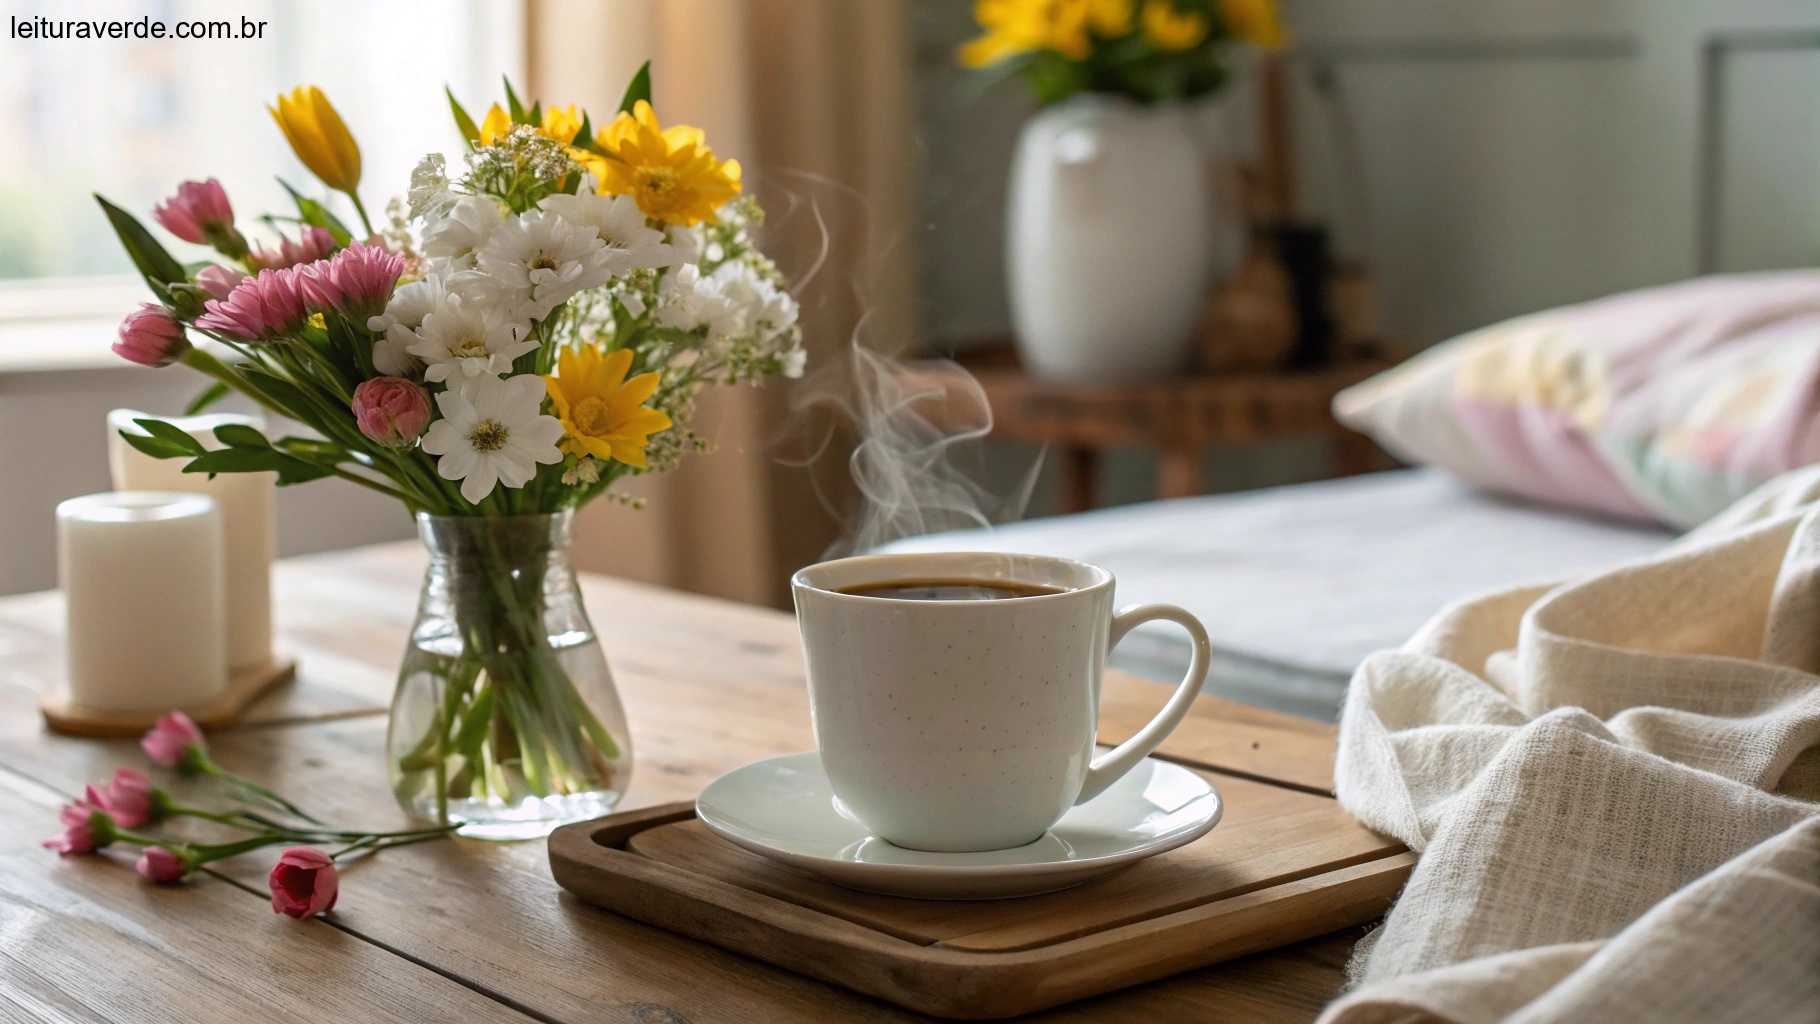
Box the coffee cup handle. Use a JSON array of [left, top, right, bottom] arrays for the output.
[[1075, 603, 1212, 805]]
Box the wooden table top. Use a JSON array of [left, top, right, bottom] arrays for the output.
[[0, 542, 1360, 1023]]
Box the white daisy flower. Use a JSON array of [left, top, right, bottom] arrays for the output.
[[539, 192, 673, 273], [409, 295, 537, 382], [421, 194, 506, 272], [421, 373, 565, 504], [476, 209, 612, 321], [366, 274, 447, 376]]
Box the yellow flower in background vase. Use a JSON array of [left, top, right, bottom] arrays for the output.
[[1219, 0, 1283, 49], [592, 100, 742, 226], [269, 86, 361, 193], [1140, 0, 1209, 51], [545, 345, 673, 468], [1086, 0, 1134, 37], [959, 0, 1090, 67]]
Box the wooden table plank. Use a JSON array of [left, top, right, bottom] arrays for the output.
[[0, 765, 540, 1024], [0, 542, 1368, 1023]]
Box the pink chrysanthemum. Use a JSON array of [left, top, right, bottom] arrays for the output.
[[195, 267, 308, 340], [249, 226, 336, 271], [297, 243, 406, 321]]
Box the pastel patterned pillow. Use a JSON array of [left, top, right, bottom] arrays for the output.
[[1335, 270, 1820, 528]]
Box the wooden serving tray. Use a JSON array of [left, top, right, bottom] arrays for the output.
[[550, 762, 1411, 1019]]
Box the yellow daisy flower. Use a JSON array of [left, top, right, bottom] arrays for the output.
[[540, 104, 584, 145], [1219, 0, 1283, 49], [477, 104, 513, 146], [591, 101, 742, 226], [1140, 0, 1209, 51], [544, 345, 673, 468], [476, 103, 585, 147]]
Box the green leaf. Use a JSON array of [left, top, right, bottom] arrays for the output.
[[133, 417, 207, 457], [274, 458, 334, 486], [183, 447, 286, 476], [447, 86, 480, 144], [95, 195, 188, 296], [213, 423, 270, 449], [503, 75, 528, 123], [118, 429, 193, 461], [528, 100, 543, 129], [617, 61, 651, 115], [184, 382, 231, 415], [277, 179, 353, 247], [236, 366, 312, 421]]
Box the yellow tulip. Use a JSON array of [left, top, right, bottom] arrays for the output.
[[268, 86, 361, 194]]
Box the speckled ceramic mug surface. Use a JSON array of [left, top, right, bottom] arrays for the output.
[[792, 552, 1210, 853]]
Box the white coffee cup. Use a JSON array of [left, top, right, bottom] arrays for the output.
[[792, 551, 1211, 853]]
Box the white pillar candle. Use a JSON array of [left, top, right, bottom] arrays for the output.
[[59, 492, 227, 712], [108, 409, 277, 674]]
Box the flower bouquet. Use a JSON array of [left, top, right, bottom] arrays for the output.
[[99, 65, 804, 838], [959, 0, 1282, 104]]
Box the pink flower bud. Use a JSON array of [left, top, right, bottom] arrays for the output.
[[136, 846, 192, 884], [249, 226, 336, 271], [196, 264, 248, 301], [269, 847, 339, 918], [351, 376, 431, 450], [92, 767, 158, 829], [153, 179, 234, 245], [114, 304, 190, 367], [195, 267, 308, 340], [43, 800, 115, 855], [141, 711, 205, 769]]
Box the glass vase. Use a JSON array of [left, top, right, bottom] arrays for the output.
[[386, 511, 632, 840]]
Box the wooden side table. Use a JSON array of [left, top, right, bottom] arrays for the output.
[[908, 350, 1392, 513]]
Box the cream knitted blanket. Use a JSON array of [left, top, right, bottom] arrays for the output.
[[1320, 498, 1820, 1023]]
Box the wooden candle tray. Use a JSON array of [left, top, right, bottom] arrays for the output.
[[550, 763, 1411, 1019], [40, 657, 296, 737]]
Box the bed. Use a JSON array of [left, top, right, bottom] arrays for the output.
[[885, 468, 1673, 720]]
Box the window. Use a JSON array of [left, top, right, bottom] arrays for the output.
[[0, 0, 523, 305]]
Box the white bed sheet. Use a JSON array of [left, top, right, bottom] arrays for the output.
[[886, 470, 1673, 716]]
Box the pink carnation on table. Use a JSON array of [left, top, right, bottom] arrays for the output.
[[249, 226, 336, 271], [196, 264, 248, 301], [114, 303, 190, 367], [195, 267, 308, 340], [141, 711, 205, 769], [352, 376, 431, 450], [298, 243, 407, 321], [152, 179, 234, 245], [269, 846, 339, 919], [43, 800, 114, 856], [136, 846, 191, 884], [92, 767, 158, 829]]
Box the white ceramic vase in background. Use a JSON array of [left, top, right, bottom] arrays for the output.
[[1007, 94, 1237, 379]]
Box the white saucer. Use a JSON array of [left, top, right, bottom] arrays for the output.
[[695, 752, 1222, 900]]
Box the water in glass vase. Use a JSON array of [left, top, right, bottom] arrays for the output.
[[386, 512, 632, 840]]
